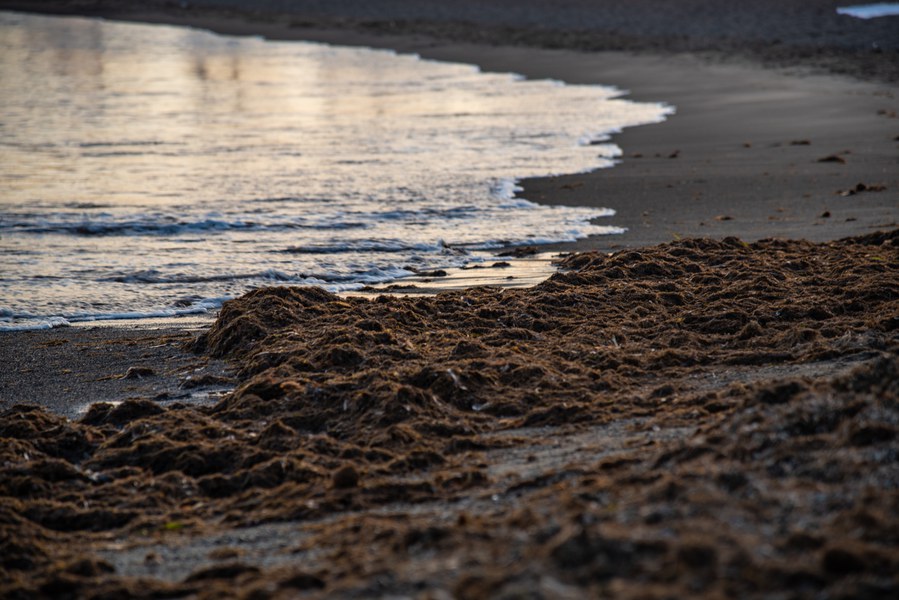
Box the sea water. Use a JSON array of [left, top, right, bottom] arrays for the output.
[[837, 3, 899, 18], [0, 11, 671, 330]]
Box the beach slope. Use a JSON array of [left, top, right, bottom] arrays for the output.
[[2, 232, 898, 597], [1, 2, 898, 597]]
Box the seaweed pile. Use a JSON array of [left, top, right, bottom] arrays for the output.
[[2, 232, 898, 598]]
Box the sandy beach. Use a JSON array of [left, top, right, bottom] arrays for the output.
[[1, 1, 898, 598]]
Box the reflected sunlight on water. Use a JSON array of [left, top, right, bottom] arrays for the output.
[[0, 11, 671, 329]]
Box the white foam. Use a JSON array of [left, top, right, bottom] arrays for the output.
[[0, 317, 71, 332], [37, 297, 230, 327], [837, 3, 899, 18], [491, 178, 524, 201]]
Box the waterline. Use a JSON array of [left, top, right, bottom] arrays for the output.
[[0, 11, 671, 329]]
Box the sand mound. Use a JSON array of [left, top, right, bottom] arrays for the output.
[[2, 232, 897, 598]]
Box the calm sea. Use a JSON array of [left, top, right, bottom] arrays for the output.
[[0, 11, 670, 330]]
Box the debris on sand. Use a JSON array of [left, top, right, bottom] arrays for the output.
[[497, 245, 539, 258], [122, 366, 155, 379], [1, 231, 897, 598], [839, 182, 888, 196]]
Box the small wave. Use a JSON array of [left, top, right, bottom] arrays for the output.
[[78, 140, 171, 148], [62, 202, 111, 209], [491, 178, 524, 201], [65, 298, 226, 325], [64, 303, 225, 323], [99, 269, 299, 284], [282, 240, 464, 255], [2, 217, 368, 236], [0, 297, 227, 331], [95, 267, 412, 286], [247, 196, 321, 204], [0, 316, 70, 332], [81, 150, 183, 158]]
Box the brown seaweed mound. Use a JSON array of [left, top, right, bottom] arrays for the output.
[[2, 233, 898, 598]]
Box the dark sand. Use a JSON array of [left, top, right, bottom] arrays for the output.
[[4, 0, 899, 81], [0, 323, 232, 419], [1, 1, 899, 598], [3, 233, 898, 598]]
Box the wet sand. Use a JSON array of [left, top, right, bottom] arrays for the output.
[[0, 322, 231, 419], [1, 1, 899, 598]]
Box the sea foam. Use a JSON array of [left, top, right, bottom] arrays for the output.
[[837, 3, 899, 18]]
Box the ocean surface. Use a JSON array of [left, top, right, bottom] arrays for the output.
[[0, 11, 671, 330]]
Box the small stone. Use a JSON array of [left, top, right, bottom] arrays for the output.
[[848, 423, 896, 446], [677, 543, 718, 569], [497, 246, 538, 258], [417, 269, 448, 277], [822, 547, 865, 576], [332, 465, 360, 489]]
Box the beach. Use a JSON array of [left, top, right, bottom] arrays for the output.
[[1, 1, 898, 597], [3, 0, 897, 253]]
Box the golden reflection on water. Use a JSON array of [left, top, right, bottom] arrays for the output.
[[1, 12, 604, 208], [1, 14, 340, 206], [0, 11, 669, 326]]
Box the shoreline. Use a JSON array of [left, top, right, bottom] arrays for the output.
[[0, 3, 896, 336], [1, 2, 896, 257], [1, 4, 898, 597]]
